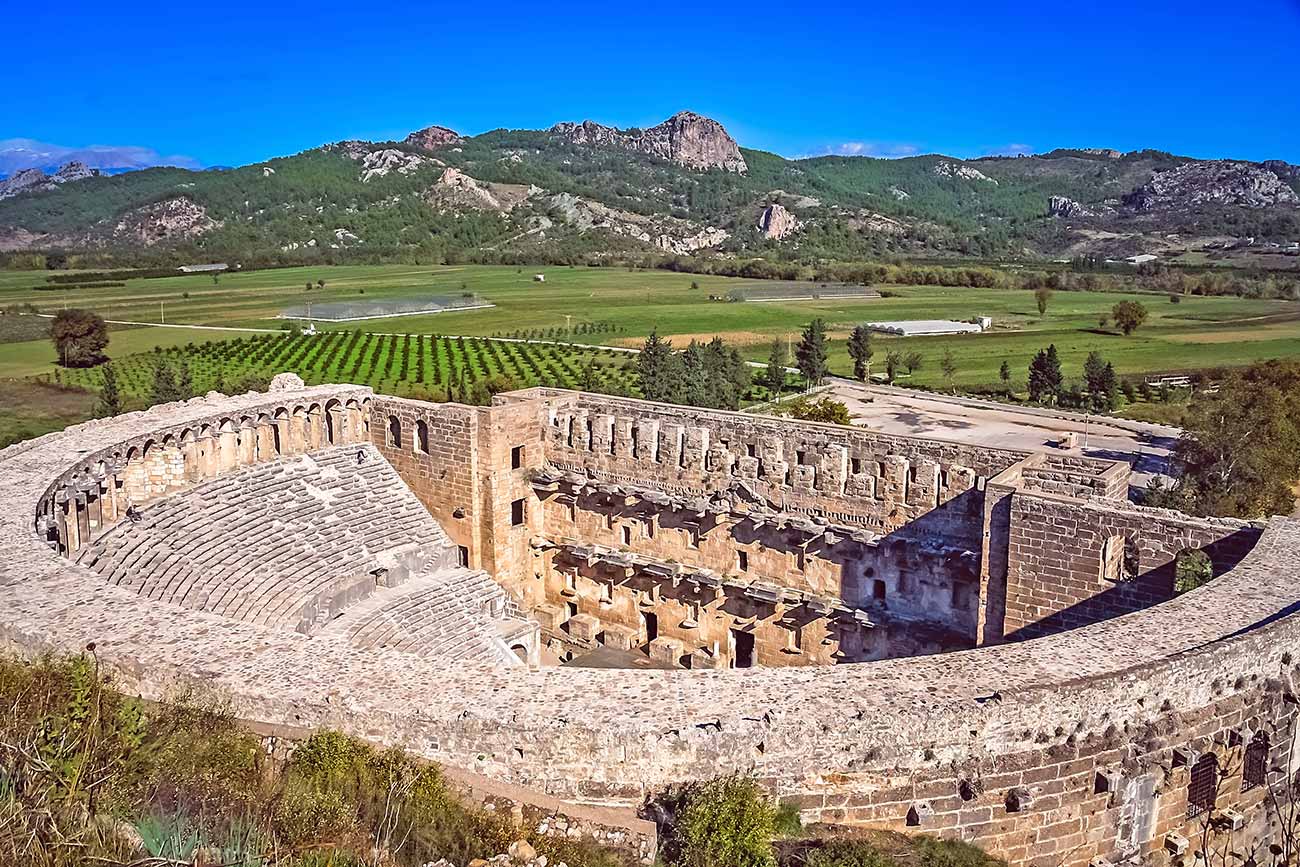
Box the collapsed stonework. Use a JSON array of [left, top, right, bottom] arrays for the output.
[[1, 380, 1296, 867]]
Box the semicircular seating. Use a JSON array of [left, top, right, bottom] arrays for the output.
[[76, 443, 459, 634]]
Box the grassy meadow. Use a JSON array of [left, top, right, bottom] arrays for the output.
[[2, 263, 1299, 420]]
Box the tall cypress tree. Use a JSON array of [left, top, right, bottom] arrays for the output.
[[177, 360, 194, 399], [638, 328, 674, 403], [846, 325, 874, 381], [796, 319, 829, 387], [150, 360, 181, 406], [96, 364, 122, 418], [1083, 351, 1119, 411], [763, 339, 788, 400], [1027, 344, 1064, 405]]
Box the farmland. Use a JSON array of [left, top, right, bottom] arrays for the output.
[[3, 263, 1300, 416], [53, 332, 646, 403]]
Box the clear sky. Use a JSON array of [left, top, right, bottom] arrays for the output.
[[6, 0, 1300, 168]]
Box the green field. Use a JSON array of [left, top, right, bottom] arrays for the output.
[[4, 263, 1300, 397]]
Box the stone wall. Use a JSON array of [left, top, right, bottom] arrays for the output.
[[4, 383, 1298, 867], [371, 395, 547, 593], [1000, 491, 1261, 639], [539, 390, 1030, 537]]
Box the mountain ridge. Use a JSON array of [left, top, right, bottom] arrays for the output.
[[1, 111, 1297, 264]]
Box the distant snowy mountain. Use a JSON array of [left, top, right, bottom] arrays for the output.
[[0, 138, 201, 178]]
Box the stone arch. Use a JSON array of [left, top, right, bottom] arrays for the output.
[[305, 403, 324, 451], [388, 415, 403, 449], [324, 399, 341, 444], [345, 399, 363, 443], [1100, 534, 1139, 582], [415, 419, 429, 454]]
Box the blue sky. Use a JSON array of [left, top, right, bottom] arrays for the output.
[[5, 0, 1300, 169]]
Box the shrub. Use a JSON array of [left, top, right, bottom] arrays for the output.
[[661, 775, 778, 867]]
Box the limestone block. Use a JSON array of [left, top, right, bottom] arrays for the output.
[[846, 472, 875, 499], [648, 635, 685, 667], [635, 419, 660, 462], [568, 613, 601, 643], [682, 427, 709, 471], [817, 445, 849, 494], [689, 647, 727, 670], [735, 455, 760, 480], [614, 417, 635, 459], [592, 415, 615, 455], [601, 624, 637, 651], [269, 372, 305, 391]]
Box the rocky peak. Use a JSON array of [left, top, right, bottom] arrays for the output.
[[53, 161, 98, 183], [757, 203, 800, 239], [551, 111, 747, 173], [0, 167, 50, 200], [405, 125, 463, 150], [1124, 161, 1300, 211], [0, 161, 99, 201]]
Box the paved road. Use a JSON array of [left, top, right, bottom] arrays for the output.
[[824, 381, 1178, 493]]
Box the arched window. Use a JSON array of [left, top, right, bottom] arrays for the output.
[[1187, 754, 1218, 818], [415, 419, 429, 454], [1243, 732, 1269, 791], [325, 411, 335, 445], [387, 416, 402, 449]]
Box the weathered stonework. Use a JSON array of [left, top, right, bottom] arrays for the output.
[[0, 381, 1295, 867]]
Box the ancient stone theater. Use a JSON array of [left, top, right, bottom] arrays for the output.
[[1, 375, 1297, 866]]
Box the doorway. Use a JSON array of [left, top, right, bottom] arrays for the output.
[[731, 629, 754, 668], [641, 611, 658, 644]]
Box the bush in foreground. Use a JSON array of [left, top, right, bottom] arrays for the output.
[[0, 652, 623, 867]]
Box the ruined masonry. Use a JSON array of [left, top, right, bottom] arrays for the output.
[[0, 379, 1295, 867]]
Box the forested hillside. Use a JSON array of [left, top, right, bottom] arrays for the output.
[[1, 111, 1297, 267]]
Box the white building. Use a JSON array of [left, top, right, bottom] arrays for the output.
[[866, 320, 985, 337]]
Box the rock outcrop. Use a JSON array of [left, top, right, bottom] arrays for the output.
[[425, 168, 533, 213], [110, 197, 221, 246], [52, 161, 98, 184], [0, 168, 49, 200], [1125, 161, 1300, 211], [657, 226, 729, 254], [1048, 196, 1095, 218], [405, 125, 463, 150], [847, 212, 906, 235], [933, 161, 997, 184], [551, 111, 747, 173], [543, 191, 728, 252], [757, 203, 800, 239], [358, 149, 433, 183], [0, 161, 100, 200]]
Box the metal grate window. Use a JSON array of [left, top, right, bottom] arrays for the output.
[[1243, 732, 1269, 792], [1187, 754, 1219, 818]]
